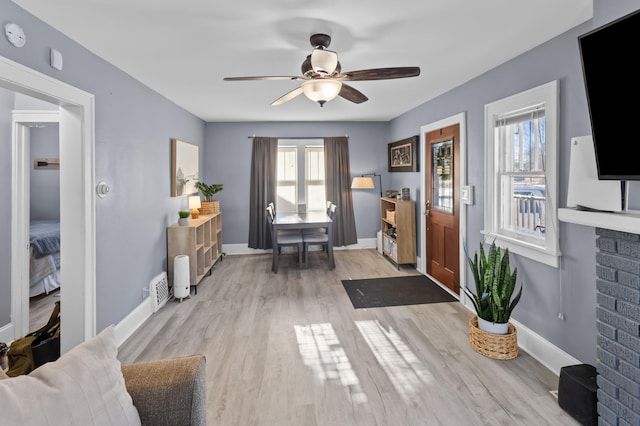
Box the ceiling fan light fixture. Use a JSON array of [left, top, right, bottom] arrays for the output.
[[311, 49, 338, 74], [301, 80, 342, 107]]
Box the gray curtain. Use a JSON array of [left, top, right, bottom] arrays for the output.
[[248, 137, 277, 249], [324, 137, 358, 246]]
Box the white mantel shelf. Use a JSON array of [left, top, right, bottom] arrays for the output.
[[559, 208, 640, 234]]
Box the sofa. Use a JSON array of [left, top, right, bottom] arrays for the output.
[[0, 325, 207, 426], [122, 354, 207, 425]]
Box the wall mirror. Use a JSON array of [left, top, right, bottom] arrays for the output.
[[171, 138, 199, 197]]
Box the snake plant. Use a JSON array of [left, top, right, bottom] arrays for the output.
[[463, 240, 523, 324]]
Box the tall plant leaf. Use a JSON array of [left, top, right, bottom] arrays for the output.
[[463, 239, 524, 324]]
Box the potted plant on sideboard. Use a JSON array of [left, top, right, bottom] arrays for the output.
[[464, 240, 523, 359], [178, 210, 191, 226], [195, 182, 223, 215]]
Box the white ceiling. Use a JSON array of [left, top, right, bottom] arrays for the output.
[[13, 0, 592, 122]]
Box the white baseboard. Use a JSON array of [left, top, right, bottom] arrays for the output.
[[415, 255, 423, 274], [509, 317, 581, 376], [221, 244, 271, 256], [428, 273, 580, 377], [458, 299, 580, 376], [338, 238, 376, 250], [114, 297, 153, 348], [0, 299, 150, 349]]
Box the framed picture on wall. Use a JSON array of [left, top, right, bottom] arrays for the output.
[[388, 135, 418, 172], [171, 138, 199, 197]]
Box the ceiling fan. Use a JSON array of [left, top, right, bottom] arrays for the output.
[[223, 34, 421, 107]]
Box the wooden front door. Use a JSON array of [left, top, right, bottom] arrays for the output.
[[425, 124, 460, 294]]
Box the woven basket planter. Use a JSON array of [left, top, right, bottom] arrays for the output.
[[199, 201, 219, 215], [469, 316, 518, 360]]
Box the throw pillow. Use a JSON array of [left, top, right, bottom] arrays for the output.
[[0, 325, 141, 425]]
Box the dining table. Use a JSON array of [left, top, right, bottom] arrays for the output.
[[271, 211, 334, 273]]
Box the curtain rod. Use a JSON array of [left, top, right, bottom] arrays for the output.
[[247, 134, 349, 139]]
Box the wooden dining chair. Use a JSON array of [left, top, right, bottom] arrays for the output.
[[302, 203, 336, 268]]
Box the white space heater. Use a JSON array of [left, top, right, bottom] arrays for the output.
[[149, 272, 169, 313], [173, 255, 191, 301]]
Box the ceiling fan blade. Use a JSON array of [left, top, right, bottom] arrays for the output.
[[271, 87, 304, 106], [339, 67, 420, 81], [223, 76, 303, 81], [339, 84, 368, 104]]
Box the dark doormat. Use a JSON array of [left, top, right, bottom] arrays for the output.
[[341, 275, 457, 309]]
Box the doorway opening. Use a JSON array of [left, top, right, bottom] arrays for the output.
[[11, 110, 60, 333], [1, 54, 96, 354]]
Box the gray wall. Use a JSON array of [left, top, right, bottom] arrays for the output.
[[203, 122, 389, 245], [388, 19, 599, 362], [30, 125, 60, 220], [0, 0, 205, 330]]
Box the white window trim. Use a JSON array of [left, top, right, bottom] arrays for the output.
[[483, 80, 561, 268], [277, 145, 298, 213], [305, 146, 326, 211]]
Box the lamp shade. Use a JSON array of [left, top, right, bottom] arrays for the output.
[[351, 177, 375, 189], [301, 80, 342, 105], [310, 49, 338, 74], [188, 196, 201, 209]]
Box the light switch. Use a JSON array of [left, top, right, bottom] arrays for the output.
[[50, 48, 63, 70], [461, 185, 474, 205]]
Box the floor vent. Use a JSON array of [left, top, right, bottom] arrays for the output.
[[150, 272, 169, 313]]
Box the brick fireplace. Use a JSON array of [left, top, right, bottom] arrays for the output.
[[595, 227, 640, 425]]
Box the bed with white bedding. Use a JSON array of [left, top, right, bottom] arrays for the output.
[[29, 220, 61, 297]]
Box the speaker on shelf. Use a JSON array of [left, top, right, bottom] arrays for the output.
[[173, 255, 191, 301]]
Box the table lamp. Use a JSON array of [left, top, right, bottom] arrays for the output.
[[188, 196, 201, 219]]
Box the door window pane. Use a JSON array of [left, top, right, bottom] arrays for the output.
[[432, 140, 453, 213]]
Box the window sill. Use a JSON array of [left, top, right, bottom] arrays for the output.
[[481, 231, 561, 268]]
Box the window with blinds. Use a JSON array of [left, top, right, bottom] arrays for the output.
[[495, 105, 546, 242], [483, 81, 560, 267], [276, 140, 325, 213]]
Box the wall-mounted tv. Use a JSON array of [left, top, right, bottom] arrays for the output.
[[578, 8, 640, 180]]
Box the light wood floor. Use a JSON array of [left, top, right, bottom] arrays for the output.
[[118, 249, 579, 426], [29, 289, 60, 333]]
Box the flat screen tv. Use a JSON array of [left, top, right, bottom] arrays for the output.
[[578, 8, 640, 180]]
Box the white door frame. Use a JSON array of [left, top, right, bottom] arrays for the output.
[[11, 110, 59, 338], [419, 112, 468, 301], [2, 54, 96, 354]]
